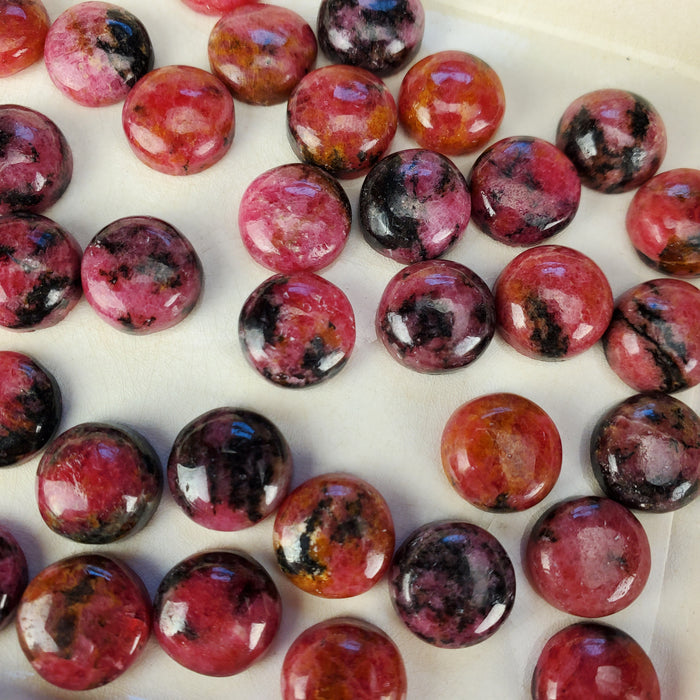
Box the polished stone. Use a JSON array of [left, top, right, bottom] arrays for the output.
[[0, 525, 27, 630], [0, 0, 49, 77], [180, 0, 258, 15]]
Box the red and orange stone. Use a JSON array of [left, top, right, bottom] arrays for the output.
[[441, 393, 562, 512], [0, 0, 49, 77], [281, 617, 407, 700], [398, 50, 505, 156], [122, 65, 235, 176]]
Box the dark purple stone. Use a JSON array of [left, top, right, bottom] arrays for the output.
[[0, 525, 28, 630]]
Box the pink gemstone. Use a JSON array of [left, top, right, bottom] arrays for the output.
[[16, 554, 151, 691], [398, 50, 505, 156], [525, 496, 651, 617], [153, 550, 281, 676], [0, 0, 49, 77], [0, 525, 28, 630], [238, 164, 351, 273], [603, 278, 700, 393], [494, 244, 613, 360], [81, 215, 203, 334], [122, 64, 235, 176], [626, 167, 700, 277], [273, 472, 395, 598], [469, 136, 581, 246], [441, 392, 562, 512], [0, 213, 82, 330], [287, 64, 397, 179], [239, 272, 356, 388], [44, 2, 153, 107], [180, 0, 258, 16], [209, 4, 317, 105], [281, 617, 407, 700], [532, 622, 660, 700]]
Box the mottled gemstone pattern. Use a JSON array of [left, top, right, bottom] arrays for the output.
[[375, 260, 495, 372], [317, 0, 425, 76], [0, 525, 28, 630], [591, 392, 700, 512], [0, 0, 49, 77], [153, 550, 281, 676], [0, 104, 73, 216], [273, 472, 395, 598], [44, 2, 153, 107], [15, 554, 151, 691], [525, 496, 651, 617], [0, 350, 61, 467], [81, 215, 203, 334], [603, 278, 700, 393], [468, 136, 581, 246], [181, 0, 258, 15], [282, 617, 407, 700], [36, 422, 162, 544], [360, 148, 470, 263], [167, 407, 293, 531], [556, 88, 666, 193]]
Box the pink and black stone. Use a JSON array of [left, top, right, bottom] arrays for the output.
[[0, 105, 73, 216], [239, 272, 356, 388], [525, 496, 651, 617], [532, 622, 660, 700], [0, 525, 28, 630], [0, 213, 82, 331], [167, 407, 293, 531], [153, 550, 281, 676], [281, 617, 407, 700], [556, 88, 666, 194], [180, 0, 259, 15], [375, 260, 495, 373], [603, 278, 700, 393], [44, 2, 153, 107], [591, 392, 699, 512], [389, 520, 515, 648], [317, 0, 425, 76], [360, 148, 471, 263], [468, 136, 581, 246], [15, 553, 151, 691], [36, 422, 162, 544], [81, 215, 203, 334], [273, 472, 395, 598], [494, 244, 613, 360], [0, 350, 61, 467]]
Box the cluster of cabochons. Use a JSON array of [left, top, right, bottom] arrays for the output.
[[1, 0, 699, 697]]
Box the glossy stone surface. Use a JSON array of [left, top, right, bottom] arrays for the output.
[[532, 622, 660, 700], [603, 278, 700, 393], [15, 554, 151, 691], [44, 2, 153, 108], [167, 407, 293, 531], [209, 4, 316, 106], [525, 496, 651, 617], [238, 163, 351, 273], [181, 0, 258, 15], [153, 550, 281, 676], [36, 422, 162, 544], [273, 472, 395, 598], [317, 0, 425, 76], [556, 88, 666, 194], [281, 617, 407, 700], [81, 215, 203, 334], [287, 64, 397, 179], [376, 260, 495, 372], [441, 393, 562, 512], [0, 104, 73, 215], [0, 525, 27, 630], [591, 392, 700, 512], [469, 136, 581, 246], [122, 64, 235, 176], [389, 520, 515, 648], [0, 350, 61, 467], [239, 272, 356, 388], [626, 168, 700, 277], [494, 244, 613, 360], [0, 0, 49, 77], [0, 213, 82, 330], [360, 148, 471, 263], [398, 50, 505, 156]]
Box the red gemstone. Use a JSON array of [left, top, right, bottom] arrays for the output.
[[0, 0, 49, 77], [0, 525, 28, 630], [180, 0, 258, 16]]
